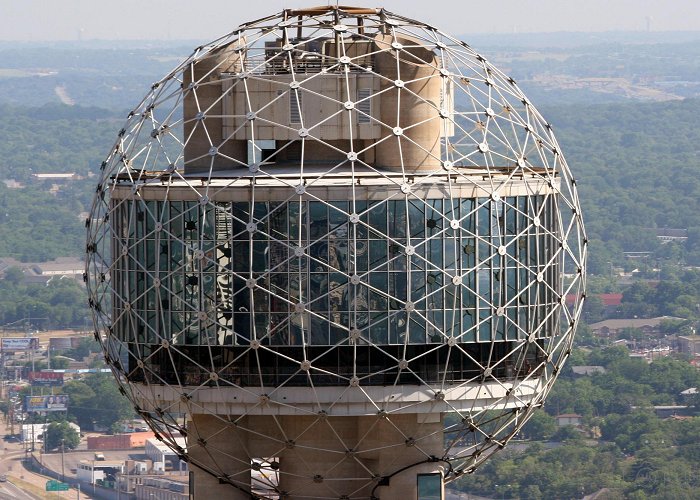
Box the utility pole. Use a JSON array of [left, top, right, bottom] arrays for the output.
[[61, 438, 65, 482], [8, 399, 13, 436], [0, 337, 5, 401]]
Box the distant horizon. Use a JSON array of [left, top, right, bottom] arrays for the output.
[[4, 0, 700, 41], [2, 29, 700, 46]]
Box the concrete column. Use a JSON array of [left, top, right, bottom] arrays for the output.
[[276, 414, 370, 499], [361, 413, 445, 499], [183, 40, 247, 173], [373, 33, 442, 172], [188, 411, 444, 499], [187, 414, 251, 499]]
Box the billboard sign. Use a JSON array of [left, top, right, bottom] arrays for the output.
[[49, 337, 80, 351], [25, 394, 69, 412], [1, 337, 39, 352], [29, 372, 64, 387]]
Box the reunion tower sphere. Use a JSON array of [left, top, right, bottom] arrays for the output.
[[86, 5, 586, 499]]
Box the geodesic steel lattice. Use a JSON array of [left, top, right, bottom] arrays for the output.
[[86, 6, 586, 499]]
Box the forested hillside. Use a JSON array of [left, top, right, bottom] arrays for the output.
[[1, 96, 699, 273], [0, 41, 191, 109], [452, 346, 700, 499], [544, 98, 700, 273], [0, 103, 118, 260]]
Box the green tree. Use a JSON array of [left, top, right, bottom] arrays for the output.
[[65, 337, 102, 361], [49, 356, 70, 369], [65, 374, 134, 431], [618, 327, 644, 341], [551, 425, 583, 442], [521, 410, 557, 440], [43, 421, 80, 451], [589, 345, 630, 368], [63, 380, 96, 429], [583, 295, 606, 324], [2, 266, 24, 285]]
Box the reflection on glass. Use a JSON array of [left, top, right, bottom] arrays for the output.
[[115, 195, 558, 347]]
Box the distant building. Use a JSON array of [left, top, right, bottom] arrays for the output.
[[588, 316, 682, 339], [145, 438, 187, 472], [668, 415, 694, 422], [599, 293, 623, 308], [134, 476, 189, 500], [20, 422, 80, 444], [34, 257, 84, 277], [555, 414, 583, 427], [650, 405, 691, 418], [628, 346, 672, 362], [678, 335, 700, 356], [0, 257, 83, 284], [32, 173, 80, 181], [624, 251, 653, 260], [652, 227, 688, 244], [571, 365, 606, 376], [2, 179, 23, 189], [87, 432, 156, 451], [680, 387, 698, 396], [76, 460, 125, 485], [566, 293, 622, 315]]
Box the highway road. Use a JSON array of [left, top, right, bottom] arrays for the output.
[[0, 478, 38, 500], [0, 416, 92, 499], [0, 445, 41, 500]]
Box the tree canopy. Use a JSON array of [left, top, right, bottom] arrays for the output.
[[63, 373, 133, 432], [43, 421, 80, 451], [0, 275, 88, 329]]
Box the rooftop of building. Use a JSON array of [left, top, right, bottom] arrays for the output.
[[566, 293, 622, 307], [146, 437, 186, 454], [588, 316, 683, 330], [78, 460, 125, 468], [0, 257, 84, 276], [571, 365, 607, 375], [651, 227, 688, 238]]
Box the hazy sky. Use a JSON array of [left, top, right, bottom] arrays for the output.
[[2, 0, 700, 41]]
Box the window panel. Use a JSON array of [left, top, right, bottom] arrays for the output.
[[119, 195, 556, 349]]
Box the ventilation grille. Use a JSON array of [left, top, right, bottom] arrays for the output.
[[290, 91, 302, 124], [357, 88, 371, 124]]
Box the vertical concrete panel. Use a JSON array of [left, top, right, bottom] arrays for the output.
[[183, 42, 247, 173], [359, 413, 445, 498], [268, 414, 380, 498], [374, 34, 442, 172], [187, 414, 251, 499]]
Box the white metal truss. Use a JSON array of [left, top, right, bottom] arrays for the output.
[[86, 6, 586, 499]]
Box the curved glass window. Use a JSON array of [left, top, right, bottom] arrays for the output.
[[111, 195, 559, 348]]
